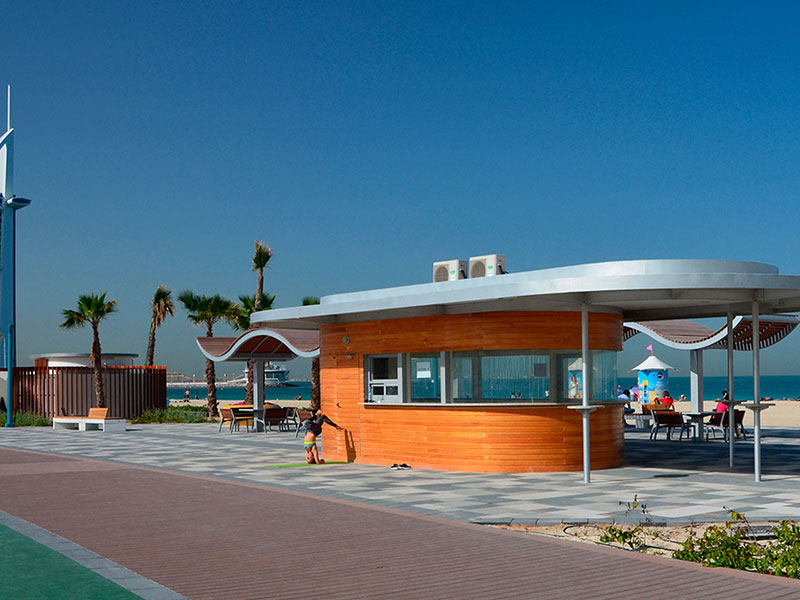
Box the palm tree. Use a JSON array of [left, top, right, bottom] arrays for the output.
[[178, 291, 236, 417], [59, 293, 117, 408], [252, 241, 273, 312], [146, 286, 175, 366], [303, 296, 321, 411], [233, 293, 276, 404]]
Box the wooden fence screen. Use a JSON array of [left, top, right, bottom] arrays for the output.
[[12, 366, 167, 419]]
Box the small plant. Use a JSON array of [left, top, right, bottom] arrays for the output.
[[600, 495, 650, 550], [0, 411, 51, 427], [600, 525, 643, 550]]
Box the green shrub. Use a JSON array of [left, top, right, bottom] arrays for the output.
[[0, 411, 51, 427], [132, 406, 213, 424], [674, 510, 800, 578]]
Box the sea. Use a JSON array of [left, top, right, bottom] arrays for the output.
[[617, 375, 800, 402], [168, 381, 313, 403], [168, 376, 800, 403]]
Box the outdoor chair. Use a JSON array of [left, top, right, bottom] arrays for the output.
[[282, 407, 300, 433], [229, 406, 252, 433], [650, 410, 689, 441], [218, 407, 235, 433], [705, 411, 724, 440], [295, 409, 313, 438], [253, 406, 286, 432], [722, 409, 747, 442], [642, 401, 671, 415]]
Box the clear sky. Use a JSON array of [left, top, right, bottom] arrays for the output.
[[4, 1, 800, 379]]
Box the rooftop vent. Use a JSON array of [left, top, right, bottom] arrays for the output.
[[433, 259, 467, 282], [469, 254, 506, 278]]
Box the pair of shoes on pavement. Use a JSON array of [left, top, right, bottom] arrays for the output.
[[390, 463, 411, 470]]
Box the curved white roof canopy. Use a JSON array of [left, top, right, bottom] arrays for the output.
[[623, 315, 798, 351], [251, 259, 800, 330], [195, 327, 320, 363]]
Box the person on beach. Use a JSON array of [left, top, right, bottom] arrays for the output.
[[715, 389, 730, 413], [183, 390, 191, 403], [302, 409, 342, 464], [660, 390, 674, 409], [294, 394, 302, 401]]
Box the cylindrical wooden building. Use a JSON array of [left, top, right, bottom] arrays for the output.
[[230, 259, 800, 476]]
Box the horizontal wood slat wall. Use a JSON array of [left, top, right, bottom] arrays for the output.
[[12, 366, 167, 420], [321, 311, 622, 356], [319, 311, 624, 472]]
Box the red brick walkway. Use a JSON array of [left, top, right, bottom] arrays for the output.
[[2, 448, 799, 599]]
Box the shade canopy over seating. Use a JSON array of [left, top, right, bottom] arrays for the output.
[[623, 315, 799, 351], [195, 327, 320, 362]]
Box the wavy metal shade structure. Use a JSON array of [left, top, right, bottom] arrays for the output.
[[195, 327, 320, 363], [623, 315, 799, 351]]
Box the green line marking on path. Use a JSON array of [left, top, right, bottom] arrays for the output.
[[266, 461, 348, 468], [0, 523, 142, 600]]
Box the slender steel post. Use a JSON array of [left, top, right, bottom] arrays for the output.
[[4, 325, 12, 426], [752, 301, 761, 482], [581, 303, 591, 483], [253, 359, 265, 431], [727, 312, 734, 468]]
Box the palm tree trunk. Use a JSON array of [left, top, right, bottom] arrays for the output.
[[311, 357, 320, 411], [205, 321, 218, 417], [245, 361, 254, 404], [255, 270, 263, 311], [146, 314, 156, 366], [91, 323, 105, 408], [206, 358, 218, 417]]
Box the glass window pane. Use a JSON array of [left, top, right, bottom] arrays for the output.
[[372, 356, 398, 380], [557, 352, 617, 402], [452, 351, 549, 403], [451, 356, 473, 402], [409, 355, 439, 402], [481, 354, 549, 400]]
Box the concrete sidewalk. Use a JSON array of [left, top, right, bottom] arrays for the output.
[[2, 446, 800, 600]]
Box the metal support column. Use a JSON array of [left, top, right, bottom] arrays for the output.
[[752, 302, 762, 482], [581, 304, 592, 483], [253, 359, 265, 432], [689, 349, 704, 413], [727, 312, 735, 468]]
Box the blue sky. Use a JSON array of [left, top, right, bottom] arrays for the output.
[[4, 1, 800, 378]]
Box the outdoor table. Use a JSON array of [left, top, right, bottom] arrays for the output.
[[683, 411, 716, 441]]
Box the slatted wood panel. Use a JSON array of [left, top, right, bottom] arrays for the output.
[[323, 403, 624, 472], [319, 311, 624, 472], [12, 366, 167, 420], [321, 311, 623, 356]]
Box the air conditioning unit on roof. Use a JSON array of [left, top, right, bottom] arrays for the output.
[[433, 260, 467, 282], [469, 254, 506, 278]]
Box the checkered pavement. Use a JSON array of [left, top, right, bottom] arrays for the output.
[[2, 423, 799, 525]]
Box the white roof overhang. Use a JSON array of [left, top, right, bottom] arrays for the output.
[[251, 259, 800, 330]]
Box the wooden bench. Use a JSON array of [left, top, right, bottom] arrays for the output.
[[52, 408, 127, 433]]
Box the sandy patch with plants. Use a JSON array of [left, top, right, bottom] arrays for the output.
[[496, 521, 781, 558]]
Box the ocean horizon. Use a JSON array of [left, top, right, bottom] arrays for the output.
[[169, 376, 799, 403], [617, 375, 800, 402]]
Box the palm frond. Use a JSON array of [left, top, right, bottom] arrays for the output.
[[252, 241, 273, 272]]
